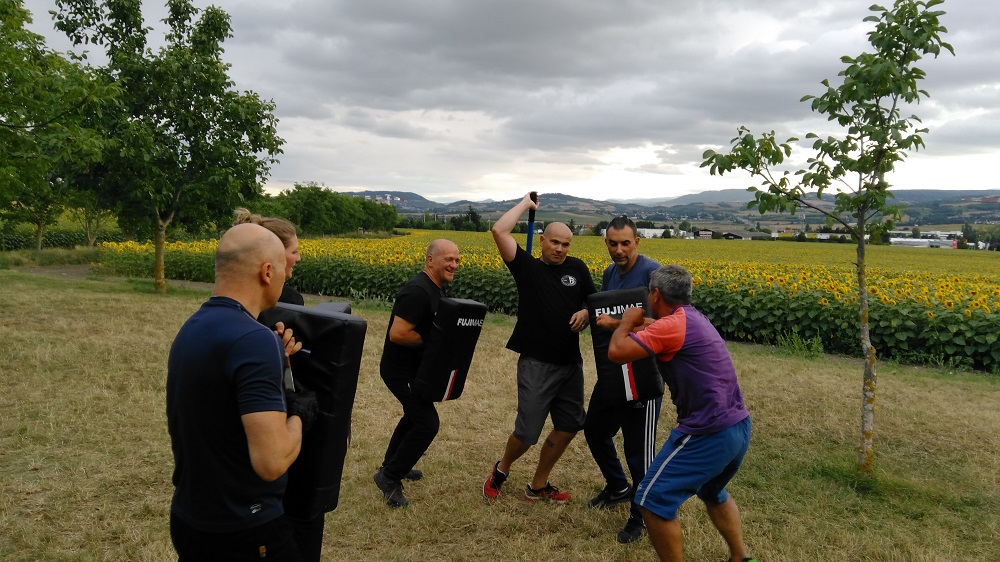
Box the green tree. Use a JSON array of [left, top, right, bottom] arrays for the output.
[[591, 220, 609, 236], [67, 185, 115, 246], [910, 226, 921, 239], [678, 220, 692, 232], [1, 0, 111, 249], [278, 183, 362, 235], [465, 205, 483, 231], [2, 178, 67, 251], [701, 0, 952, 472], [52, 0, 284, 292], [960, 222, 977, 248], [359, 198, 397, 232], [981, 225, 1000, 251]]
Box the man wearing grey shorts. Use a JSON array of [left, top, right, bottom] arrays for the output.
[[482, 193, 597, 502]]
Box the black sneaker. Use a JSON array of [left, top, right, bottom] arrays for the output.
[[381, 465, 423, 481], [373, 469, 408, 508], [588, 485, 632, 509], [617, 516, 645, 544]]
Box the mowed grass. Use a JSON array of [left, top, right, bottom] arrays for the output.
[[1, 270, 998, 561]]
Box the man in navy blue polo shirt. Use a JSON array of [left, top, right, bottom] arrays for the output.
[[167, 223, 314, 561]]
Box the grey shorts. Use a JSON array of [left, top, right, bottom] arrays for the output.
[[513, 356, 586, 445]]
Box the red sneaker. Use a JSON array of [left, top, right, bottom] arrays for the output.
[[483, 461, 507, 499], [524, 482, 571, 503]]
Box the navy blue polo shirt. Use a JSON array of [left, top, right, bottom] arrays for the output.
[[166, 296, 287, 532]]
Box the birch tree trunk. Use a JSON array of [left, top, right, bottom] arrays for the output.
[[856, 218, 877, 472]]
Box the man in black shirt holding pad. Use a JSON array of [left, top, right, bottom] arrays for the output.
[[374, 239, 461, 508]]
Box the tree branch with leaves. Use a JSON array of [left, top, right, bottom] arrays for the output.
[[52, 0, 284, 292], [701, 0, 953, 472]]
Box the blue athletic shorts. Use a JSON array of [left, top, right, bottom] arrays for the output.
[[635, 415, 751, 520]]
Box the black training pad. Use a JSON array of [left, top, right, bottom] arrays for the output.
[[586, 288, 664, 403], [258, 302, 367, 518], [412, 297, 488, 402]]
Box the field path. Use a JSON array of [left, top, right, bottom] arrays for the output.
[[17, 264, 215, 292], [15, 264, 340, 301]]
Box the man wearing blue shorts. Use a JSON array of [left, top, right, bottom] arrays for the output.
[[600, 265, 756, 562]]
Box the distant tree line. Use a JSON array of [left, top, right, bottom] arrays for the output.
[[254, 183, 397, 236], [396, 206, 489, 232]]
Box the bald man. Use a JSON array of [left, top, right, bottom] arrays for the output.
[[374, 239, 461, 508], [167, 223, 313, 561], [483, 193, 597, 503]]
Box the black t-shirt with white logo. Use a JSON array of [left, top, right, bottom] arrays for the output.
[[504, 245, 597, 364]]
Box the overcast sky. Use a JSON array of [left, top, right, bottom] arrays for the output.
[[23, 0, 1000, 203]]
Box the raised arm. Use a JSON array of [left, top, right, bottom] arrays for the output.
[[491, 193, 538, 262]]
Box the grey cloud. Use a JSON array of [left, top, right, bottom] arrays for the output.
[[21, 0, 1000, 199]]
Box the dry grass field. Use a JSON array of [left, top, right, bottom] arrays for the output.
[[1, 269, 998, 561]]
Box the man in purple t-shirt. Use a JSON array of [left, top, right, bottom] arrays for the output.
[[599, 265, 756, 562]]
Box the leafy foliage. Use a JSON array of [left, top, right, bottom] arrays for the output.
[[0, 229, 124, 251], [251, 183, 398, 235], [699, 0, 955, 470], [1, 0, 114, 249], [51, 0, 284, 291]]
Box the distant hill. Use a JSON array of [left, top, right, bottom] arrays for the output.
[[444, 193, 649, 215], [888, 189, 1000, 204], [664, 189, 756, 206], [340, 188, 1000, 227], [607, 196, 678, 206], [339, 190, 440, 212]]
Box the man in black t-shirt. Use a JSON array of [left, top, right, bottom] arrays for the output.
[[482, 193, 597, 503], [374, 239, 461, 508]]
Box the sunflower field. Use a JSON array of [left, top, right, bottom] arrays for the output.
[[98, 230, 1000, 372]]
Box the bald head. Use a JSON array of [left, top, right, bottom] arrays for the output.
[[424, 238, 460, 287], [216, 223, 286, 281], [543, 222, 572, 239], [427, 238, 458, 258], [212, 224, 287, 317], [539, 222, 573, 265]]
